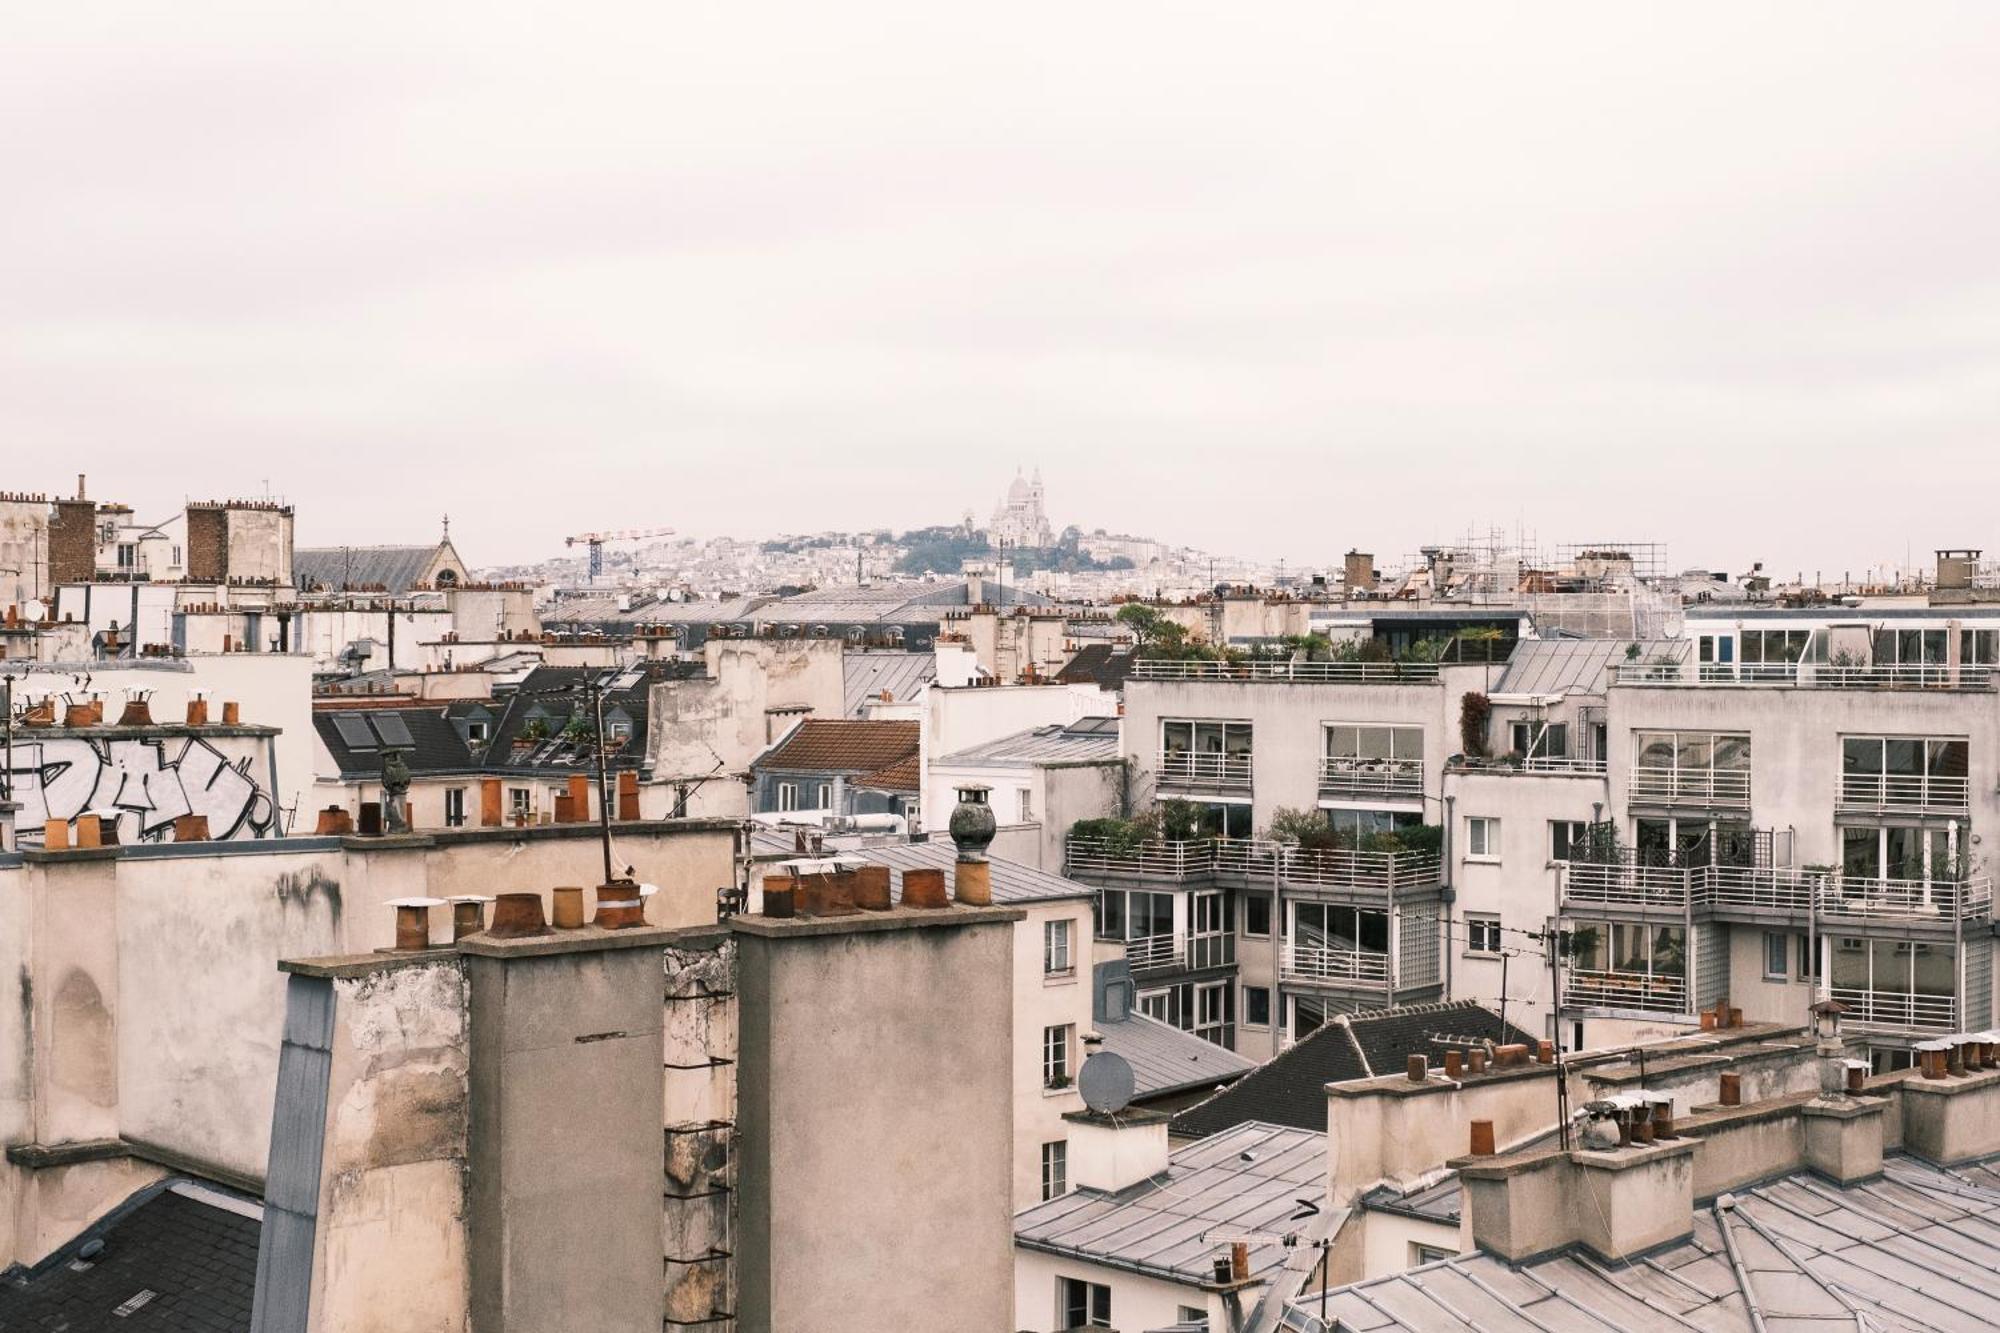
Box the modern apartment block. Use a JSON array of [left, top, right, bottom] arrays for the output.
[[1068, 599, 2000, 1071]]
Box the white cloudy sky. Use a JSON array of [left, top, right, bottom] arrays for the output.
[[8, 3, 1999, 577]]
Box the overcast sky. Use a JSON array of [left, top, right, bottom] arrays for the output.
[[8, 3, 1998, 578]]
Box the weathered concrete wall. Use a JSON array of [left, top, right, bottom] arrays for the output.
[[0, 493, 51, 607], [648, 640, 844, 810], [735, 907, 1020, 1331], [308, 959, 469, 1333], [662, 931, 737, 1331]]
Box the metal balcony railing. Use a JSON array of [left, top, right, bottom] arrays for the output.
[[1522, 756, 1609, 775], [1562, 969, 1689, 1015], [1317, 756, 1424, 799], [1838, 772, 1970, 813], [1157, 750, 1253, 788], [1124, 933, 1184, 973], [1616, 660, 1993, 691], [1282, 946, 1389, 987], [1067, 836, 1443, 896], [1628, 765, 1751, 806], [1560, 860, 1993, 924], [1829, 987, 1956, 1033], [1131, 659, 1441, 683]]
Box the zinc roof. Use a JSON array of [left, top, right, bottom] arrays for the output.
[[1014, 1122, 1326, 1285], [1285, 1155, 2000, 1332], [1492, 637, 1678, 695], [934, 718, 1121, 768]]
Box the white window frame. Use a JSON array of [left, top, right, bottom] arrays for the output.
[[1550, 820, 1589, 862], [1764, 931, 1789, 980], [1040, 1139, 1067, 1201], [508, 787, 532, 816], [444, 788, 466, 828], [1411, 1242, 1455, 1266], [1043, 1024, 1072, 1089], [1466, 816, 1500, 861], [777, 781, 799, 812], [1242, 984, 1272, 1029], [1466, 914, 1501, 956], [1043, 919, 1074, 978], [1017, 786, 1034, 822]]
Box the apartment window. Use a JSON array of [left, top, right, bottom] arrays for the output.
[[1160, 719, 1253, 785], [1550, 821, 1590, 861], [466, 720, 490, 743], [777, 781, 799, 812], [1841, 735, 1969, 810], [1325, 806, 1420, 840], [444, 788, 466, 828], [1097, 888, 1173, 946], [1244, 892, 1272, 938], [1322, 724, 1423, 794], [1411, 1243, 1455, 1267], [1194, 800, 1253, 839], [1290, 902, 1389, 985], [116, 543, 137, 569], [1508, 721, 1567, 760], [508, 787, 531, 817], [1962, 630, 2000, 666], [1177, 1308, 1210, 1328], [1044, 919, 1074, 977], [1633, 731, 1752, 803], [813, 782, 830, 809], [170, 544, 183, 567], [1017, 787, 1034, 822], [1040, 1140, 1067, 1201], [1043, 1025, 1073, 1089], [1797, 933, 1822, 982], [1243, 984, 1271, 1028], [1057, 1277, 1111, 1328], [1466, 817, 1500, 861], [1193, 980, 1233, 1048], [1466, 915, 1502, 955], [1764, 931, 1789, 980]]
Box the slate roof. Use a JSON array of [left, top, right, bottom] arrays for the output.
[[842, 651, 936, 716], [750, 832, 1091, 904], [1096, 1010, 1254, 1102], [754, 719, 919, 776], [294, 544, 448, 595], [1284, 1155, 2000, 1331], [1170, 1002, 1537, 1140], [934, 717, 1120, 768], [484, 662, 697, 774], [312, 705, 478, 778], [1014, 1121, 1325, 1285], [1493, 637, 1679, 696], [0, 1180, 260, 1331], [1056, 642, 1140, 692]]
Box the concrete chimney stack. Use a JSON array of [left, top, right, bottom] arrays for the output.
[[1062, 1106, 1171, 1194]]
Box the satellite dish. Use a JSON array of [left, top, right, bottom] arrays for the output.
[[1078, 1050, 1135, 1115], [23, 600, 47, 623]]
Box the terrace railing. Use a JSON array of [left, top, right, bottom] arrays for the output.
[[1562, 969, 1689, 1015], [1629, 765, 1752, 807], [1830, 987, 1956, 1033], [1317, 756, 1424, 799], [1282, 946, 1390, 987], [1838, 772, 1970, 813], [1156, 750, 1254, 788], [1067, 836, 1441, 896], [1131, 659, 1441, 684]]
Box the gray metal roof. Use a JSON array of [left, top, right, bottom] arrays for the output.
[[1095, 1011, 1254, 1101], [1014, 1121, 1325, 1285], [843, 651, 936, 716], [295, 544, 448, 594], [750, 832, 1091, 904], [1493, 637, 1678, 695], [934, 719, 1121, 768], [1285, 1154, 2000, 1331]]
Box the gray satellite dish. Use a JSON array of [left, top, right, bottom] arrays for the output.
[[1078, 1050, 1135, 1115]]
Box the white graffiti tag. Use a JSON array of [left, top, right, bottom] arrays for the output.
[[5, 736, 275, 845]]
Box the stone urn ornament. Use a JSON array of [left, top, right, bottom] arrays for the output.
[[380, 748, 413, 834], [948, 784, 997, 861]]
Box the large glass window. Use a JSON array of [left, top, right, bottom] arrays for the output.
[[1291, 902, 1389, 983], [1162, 720, 1252, 785], [1632, 731, 1751, 803], [1322, 724, 1423, 793], [1842, 735, 1969, 809], [1096, 889, 1173, 943]]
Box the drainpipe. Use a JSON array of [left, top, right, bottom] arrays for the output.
[[1271, 852, 1283, 1058], [1443, 793, 1455, 1004]]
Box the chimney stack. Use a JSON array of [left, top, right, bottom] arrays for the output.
[[948, 784, 996, 906]]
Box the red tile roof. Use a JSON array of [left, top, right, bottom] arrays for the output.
[[856, 753, 922, 794], [758, 718, 920, 776]]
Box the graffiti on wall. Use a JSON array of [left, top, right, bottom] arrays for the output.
[[4, 736, 276, 846]]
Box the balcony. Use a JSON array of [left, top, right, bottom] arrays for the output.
[[1156, 749, 1253, 791], [1124, 933, 1185, 973], [1317, 756, 1424, 801], [1562, 969, 1688, 1015], [1838, 772, 1970, 814], [1067, 836, 1443, 899], [1628, 765, 1750, 807], [1614, 658, 1993, 692], [1131, 658, 1440, 684], [1281, 945, 1389, 989], [1829, 987, 1956, 1034], [1559, 859, 1992, 925]]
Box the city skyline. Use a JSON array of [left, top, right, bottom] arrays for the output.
[[10, 3, 1999, 574]]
